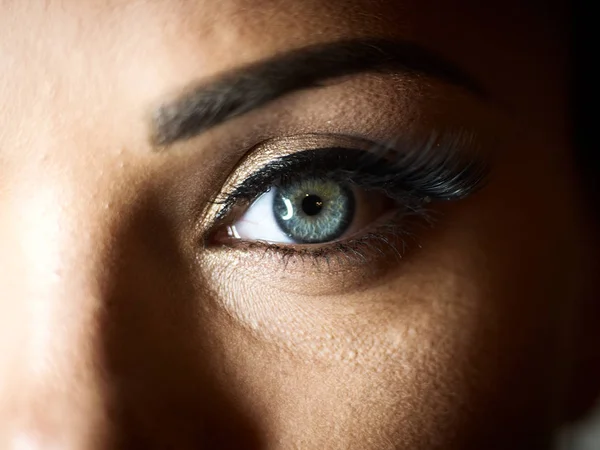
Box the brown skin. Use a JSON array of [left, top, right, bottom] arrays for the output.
[[0, 1, 596, 449]]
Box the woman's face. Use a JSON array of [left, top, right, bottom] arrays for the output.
[[0, 1, 591, 449]]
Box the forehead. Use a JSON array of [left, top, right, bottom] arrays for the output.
[[0, 0, 561, 84], [0, 0, 564, 159]]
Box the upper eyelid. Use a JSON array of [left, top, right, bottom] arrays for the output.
[[235, 131, 487, 193], [211, 135, 488, 223], [195, 135, 376, 231], [209, 137, 390, 219], [218, 134, 383, 189]]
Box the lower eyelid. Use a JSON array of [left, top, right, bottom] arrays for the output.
[[203, 212, 420, 293], [217, 205, 419, 254]]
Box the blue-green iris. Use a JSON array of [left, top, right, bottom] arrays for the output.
[[273, 178, 355, 243]]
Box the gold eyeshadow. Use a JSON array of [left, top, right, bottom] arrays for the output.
[[218, 134, 379, 197]]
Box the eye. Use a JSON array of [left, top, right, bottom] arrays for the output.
[[229, 177, 390, 245], [208, 135, 488, 259]]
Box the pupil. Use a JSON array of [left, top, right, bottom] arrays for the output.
[[302, 194, 323, 216]]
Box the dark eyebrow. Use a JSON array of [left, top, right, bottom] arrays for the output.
[[151, 38, 485, 146]]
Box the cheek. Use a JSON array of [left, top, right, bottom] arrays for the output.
[[195, 135, 582, 448], [198, 244, 494, 447]]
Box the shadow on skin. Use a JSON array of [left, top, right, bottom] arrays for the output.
[[99, 194, 264, 449]]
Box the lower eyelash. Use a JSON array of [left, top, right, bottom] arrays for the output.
[[212, 202, 436, 271]]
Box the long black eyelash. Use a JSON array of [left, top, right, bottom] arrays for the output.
[[215, 130, 489, 221]]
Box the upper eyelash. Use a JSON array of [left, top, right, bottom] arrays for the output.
[[214, 131, 488, 221]]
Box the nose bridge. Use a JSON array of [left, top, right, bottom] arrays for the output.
[[0, 171, 119, 448]]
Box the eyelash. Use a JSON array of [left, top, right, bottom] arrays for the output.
[[208, 133, 487, 265], [219, 209, 432, 271]]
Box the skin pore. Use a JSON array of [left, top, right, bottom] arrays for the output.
[[0, 1, 595, 449]]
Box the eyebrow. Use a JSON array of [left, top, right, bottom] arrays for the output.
[[151, 38, 485, 146]]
